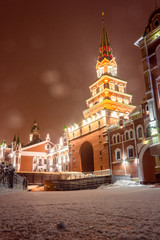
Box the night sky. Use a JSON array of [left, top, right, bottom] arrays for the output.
[[0, 0, 158, 145]]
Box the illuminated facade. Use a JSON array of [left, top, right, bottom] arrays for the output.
[[135, 7, 160, 181], [0, 121, 69, 173], [68, 16, 135, 174]]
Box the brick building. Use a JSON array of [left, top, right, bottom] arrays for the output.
[[1, 9, 160, 183]]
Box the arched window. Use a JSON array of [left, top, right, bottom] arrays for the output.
[[137, 125, 143, 139], [127, 145, 134, 159], [111, 95, 116, 101], [117, 134, 120, 143], [113, 135, 116, 144], [99, 83, 104, 92], [92, 88, 97, 96], [65, 152, 68, 162], [118, 84, 124, 93], [115, 148, 121, 161], [129, 129, 134, 139], [109, 81, 115, 90], [125, 131, 129, 141]]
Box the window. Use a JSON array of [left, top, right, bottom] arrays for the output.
[[155, 19, 159, 27], [99, 135, 101, 142], [125, 131, 129, 141], [98, 121, 100, 128], [124, 99, 129, 104], [90, 102, 93, 108], [117, 134, 120, 143], [89, 125, 91, 132], [145, 104, 149, 115], [99, 97, 103, 103], [39, 158, 42, 166], [99, 83, 104, 92], [115, 148, 121, 161], [100, 151, 102, 157], [127, 146, 134, 159], [44, 159, 47, 165], [111, 95, 116, 101], [113, 135, 116, 144], [33, 157, 37, 164], [109, 81, 115, 90], [92, 88, 97, 96], [119, 84, 124, 93], [130, 130, 134, 139], [118, 97, 122, 103], [137, 125, 143, 139]]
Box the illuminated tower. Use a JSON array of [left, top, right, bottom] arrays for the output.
[[83, 14, 135, 125], [30, 120, 40, 142], [68, 14, 135, 173]]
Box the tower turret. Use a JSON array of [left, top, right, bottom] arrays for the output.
[[30, 120, 40, 142], [96, 13, 117, 78]]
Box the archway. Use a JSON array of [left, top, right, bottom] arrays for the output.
[[80, 141, 94, 172]]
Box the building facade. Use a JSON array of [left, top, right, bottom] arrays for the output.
[[135, 7, 160, 181], [1, 9, 160, 183]]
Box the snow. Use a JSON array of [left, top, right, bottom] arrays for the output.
[[0, 183, 160, 239], [98, 180, 154, 189]]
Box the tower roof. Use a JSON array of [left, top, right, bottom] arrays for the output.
[[98, 13, 113, 62]]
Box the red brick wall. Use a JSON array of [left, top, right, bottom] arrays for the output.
[[69, 126, 110, 172], [20, 156, 33, 172]]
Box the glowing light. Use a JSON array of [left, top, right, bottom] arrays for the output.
[[60, 137, 63, 146], [72, 126, 74, 131], [74, 124, 78, 130], [143, 140, 149, 144], [83, 120, 87, 126], [112, 111, 118, 118], [96, 113, 101, 119], [87, 118, 91, 123], [92, 115, 96, 121], [68, 127, 71, 133], [101, 110, 106, 117]]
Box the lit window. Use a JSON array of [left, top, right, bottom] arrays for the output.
[[90, 102, 93, 108], [92, 88, 97, 96], [111, 95, 116, 101], [99, 97, 103, 103], [99, 83, 104, 92], [124, 99, 129, 104], [119, 84, 124, 93], [145, 104, 149, 115], [109, 81, 115, 90], [117, 98, 122, 103], [127, 146, 134, 159], [115, 148, 121, 161]]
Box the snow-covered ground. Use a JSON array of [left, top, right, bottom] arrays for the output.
[[0, 182, 160, 240]]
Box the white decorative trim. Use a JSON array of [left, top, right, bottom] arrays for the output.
[[21, 151, 46, 157]]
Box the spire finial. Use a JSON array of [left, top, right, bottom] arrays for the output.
[[102, 11, 104, 21]]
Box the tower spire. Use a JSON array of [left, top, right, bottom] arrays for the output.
[[98, 12, 113, 62]]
